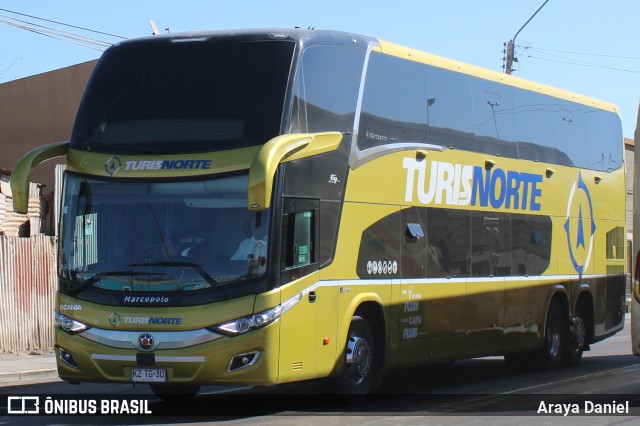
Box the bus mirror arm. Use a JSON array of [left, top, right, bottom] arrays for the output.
[[10, 141, 69, 214], [247, 132, 343, 211]]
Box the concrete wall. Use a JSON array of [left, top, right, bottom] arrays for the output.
[[0, 60, 97, 194]]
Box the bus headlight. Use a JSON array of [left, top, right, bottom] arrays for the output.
[[210, 293, 302, 336], [55, 311, 90, 334]]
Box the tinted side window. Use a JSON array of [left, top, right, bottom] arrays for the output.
[[511, 214, 551, 275], [290, 45, 365, 133], [584, 108, 623, 172], [401, 207, 428, 278], [424, 66, 476, 151], [472, 80, 517, 158], [285, 210, 315, 268], [471, 212, 511, 277], [356, 212, 401, 278], [513, 90, 554, 163], [426, 208, 470, 278], [358, 53, 428, 150], [356, 207, 552, 279], [550, 102, 586, 167], [280, 198, 319, 284]]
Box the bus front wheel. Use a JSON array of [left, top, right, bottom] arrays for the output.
[[338, 316, 374, 395]]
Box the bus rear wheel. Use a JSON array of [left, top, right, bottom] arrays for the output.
[[338, 316, 374, 396], [540, 299, 565, 370], [563, 313, 586, 366]]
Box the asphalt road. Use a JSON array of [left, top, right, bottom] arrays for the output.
[[1, 316, 639, 425]]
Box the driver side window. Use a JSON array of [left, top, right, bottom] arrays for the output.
[[285, 210, 314, 268], [281, 198, 319, 283]]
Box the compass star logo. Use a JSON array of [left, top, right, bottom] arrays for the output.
[[564, 173, 596, 275], [105, 156, 122, 176], [108, 312, 122, 327]]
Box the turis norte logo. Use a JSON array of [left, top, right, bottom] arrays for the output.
[[564, 173, 596, 275]]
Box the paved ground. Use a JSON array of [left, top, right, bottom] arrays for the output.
[[0, 351, 57, 383]]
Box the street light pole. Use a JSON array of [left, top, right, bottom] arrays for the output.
[[504, 0, 550, 75]]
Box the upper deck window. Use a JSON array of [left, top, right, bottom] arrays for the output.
[[357, 51, 622, 172], [70, 39, 295, 154]]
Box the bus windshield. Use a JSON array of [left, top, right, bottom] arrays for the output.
[[58, 174, 270, 295], [70, 38, 295, 153]]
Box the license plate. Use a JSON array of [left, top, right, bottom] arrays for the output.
[[131, 367, 167, 382]]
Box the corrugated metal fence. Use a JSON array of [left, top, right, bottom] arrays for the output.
[[0, 235, 57, 354]]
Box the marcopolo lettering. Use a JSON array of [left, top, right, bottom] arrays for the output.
[[124, 159, 212, 171], [403, 157, 542, 211], [122, 296, 170, 304]]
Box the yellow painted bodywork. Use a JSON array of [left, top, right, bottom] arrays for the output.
[[247, 132, 343, 211], [35, 33, 625, 387]]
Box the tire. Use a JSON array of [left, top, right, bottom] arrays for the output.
[[337, 316, 375, 396], [150, 384, 200, 401], [563, 312, 586, 367], [540, 299, 566, 370]]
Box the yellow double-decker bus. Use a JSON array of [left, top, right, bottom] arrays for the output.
[[12, 28, 626, 398]]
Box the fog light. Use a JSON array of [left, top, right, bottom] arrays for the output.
[[227, 351, 260, 372], [59, 348, 79, 369]]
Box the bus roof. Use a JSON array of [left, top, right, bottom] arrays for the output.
[[377, 39, 619, 114], [109, 28, 619, 115]]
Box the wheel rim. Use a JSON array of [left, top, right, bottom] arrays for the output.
[[345, 332, 371, 384], [546, 314, 561, 357]]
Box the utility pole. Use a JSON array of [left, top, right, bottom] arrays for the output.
[[504, 0, 550, 75]]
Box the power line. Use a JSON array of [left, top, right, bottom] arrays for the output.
[[0, 14, 112, 51], [0, 7, 126, 39], [0, 8, 127, 52], [524, 54, 640, 75], [522, 45, 640, 61]]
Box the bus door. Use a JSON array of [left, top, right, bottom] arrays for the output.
[[277, 198, 322, 383]]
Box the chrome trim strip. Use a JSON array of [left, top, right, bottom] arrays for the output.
[[348, 40, 445, 169], [350, 40, 377, 169], [156, 356, 205, 363], [92, 354, 135, 362], [351, 142, 444, 169], [333, 274, 611, 287], [92, 354, 205, 363], [286, 274, 612, 298], [81, 327, 223, 351]]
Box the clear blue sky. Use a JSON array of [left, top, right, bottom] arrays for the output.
[[0, 0, 638, 138]]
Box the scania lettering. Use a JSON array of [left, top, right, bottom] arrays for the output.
[[11, 28, 625, 399]]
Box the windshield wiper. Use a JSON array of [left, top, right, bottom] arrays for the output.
[[70, 270, 166, 296], [129, 262, 225, 296]]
